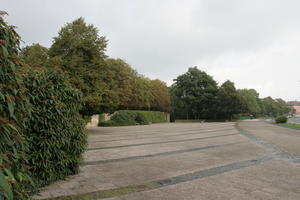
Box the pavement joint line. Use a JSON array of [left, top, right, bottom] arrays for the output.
[[88, 126, 235, 139], [87, 133, 241, 151], [82, 141, 250, 166], [88, 128, 236, 143], [88, 123, 235, 136], [88, 124, 235, 137], [36, 154, 275, 200], [236, 121, 300, 163]]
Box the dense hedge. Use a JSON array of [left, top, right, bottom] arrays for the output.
[[275, 115, 287, 124], [99, 110, 167, 126], [23, 69, 87, 187], [0, 12, 33, 200]]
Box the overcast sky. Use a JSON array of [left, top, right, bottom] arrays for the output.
[[2, 0, 300, 101]]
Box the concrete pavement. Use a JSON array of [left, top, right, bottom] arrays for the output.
[[33, 121, 300, 200]]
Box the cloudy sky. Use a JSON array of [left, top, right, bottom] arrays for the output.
[[3, 0, 300, 101]]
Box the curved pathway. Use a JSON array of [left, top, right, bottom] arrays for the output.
[[33, 121, 300, 200]]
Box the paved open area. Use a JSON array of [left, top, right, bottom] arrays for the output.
[[34, 120, 300, 200]]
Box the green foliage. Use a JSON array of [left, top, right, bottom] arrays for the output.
[[259, 97, 290, 117], [23, 69, 87, 187], [275, 115, 288, 123], [238, 89, 260, 116], [282, 123, 300, 128], [0, 11, 33, 200], [170, 67, 218, 120], [134, 110, 167, 123], [135, 112, 150, 125], [216, 80, 241, 120], [20, 43, 49, 67], [106, 58, 171, 112], [99, 120, 118, 127], [49, 17, 118, 115], [149, 79, 171, 112], [99, 110, 166, 126], [111, 110, 138, 125]]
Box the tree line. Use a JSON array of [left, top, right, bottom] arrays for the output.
[[170, 67, 291, 120], [17, 18, 291, 120], [20, 18, 171, 116]]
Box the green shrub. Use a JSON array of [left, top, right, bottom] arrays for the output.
[[134, 110, 167, 123], [99, 120, 117, 127], [275, 115, 288, 124], [135, 112, 149, 125], [111, 110, 137, 123], [99, 110, 166, 126], [23, 69, 87, 187], [0, 12, 33, 200]]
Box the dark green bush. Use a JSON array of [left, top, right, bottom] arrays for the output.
[[134, 110, 167, 123], [111, 110, 137, 123], [0, 12, 33, 200], [135, 112, 149, 125], [23, 69, 87, 187], [99, 120, 117, 127], [99, 110, 167, 126], [275, 115, 288, 124]]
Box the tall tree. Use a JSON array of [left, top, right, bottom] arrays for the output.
[[130, 75, 152, 110], [149, 79, 171, 111], [216, 80, 241, 119], [20, 43, 49, 67], [48, 18, 117, 115], [106, 58, 136, 109], [238, 89, 261, 116], [170, 67, 218, 119]]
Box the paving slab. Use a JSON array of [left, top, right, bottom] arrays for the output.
[[33, 121, 300, 200]]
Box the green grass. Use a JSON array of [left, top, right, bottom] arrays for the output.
[[281, 123, 300, 128]]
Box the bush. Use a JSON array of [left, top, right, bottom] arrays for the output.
[[0, 12, 33, 200], [99, 120, 117, 127], [275, 115, 288, 124], [99, 110, 167, 126], [23, 69, 87, 187], [135, 112, 149, 125], [135, 110, 167, 123]]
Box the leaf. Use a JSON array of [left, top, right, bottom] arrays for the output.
[[1, 46, 8, 59], [7, 102, 15, 119], [0, 171, 13, 200]]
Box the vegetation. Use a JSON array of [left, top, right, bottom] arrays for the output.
[[275, 115, 288, 124], [216, 80, 241, 119], [23, 69, 87, 187], [48, 18, 118, 116], [0, 11, 33, 200], [171, 67, 291, 120], [281, 123, 300, 128], [170, 67, 218, 120], [99, 110, 167, 126], [1, 11, 293, 198]]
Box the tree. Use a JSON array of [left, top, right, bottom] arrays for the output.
[[48, 18, 117, 115], [238, 89, 261, 116], [258, 97, 290, 117], [149, 79, 171, 111], [170, 67, 218, 119], [216, 80, 241, 119], [105, 58, 136, 109], [130, 75, 152, 110], [20, 43, 49, 67]]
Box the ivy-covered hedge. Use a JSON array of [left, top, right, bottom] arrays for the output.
[[99, 110, 167, 126], [0, 12, 33, 200], [23, 69, 87, 187]]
